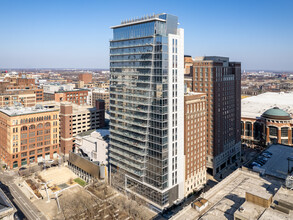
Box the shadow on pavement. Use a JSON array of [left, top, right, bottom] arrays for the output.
[[0, 181, 27, 220]]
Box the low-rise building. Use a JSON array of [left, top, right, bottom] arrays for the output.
[[43, 83, 75, 94], [78, 73, 92, 84], [75, 129, 109, 164], [0, 91, 36, 107], [92, 89, 109, 110], [241, 92, 293, 147], [0, 77, 43, 102], [44, 89, 88, 105], [95, 81, 109, 90], [173, 168, 293, 220], [0, 105, 59, 168]]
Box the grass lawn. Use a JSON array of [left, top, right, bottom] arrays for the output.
[[74, 178, 86, 187]]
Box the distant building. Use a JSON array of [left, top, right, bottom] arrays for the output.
[[184, 92, 207, 196], [0, 90, 36, 107], [241, 92, 293, 147], [78, 73, 92, 84], [184, 55, 193, 75], [44, 89, 88, 105], [75, 129, 109, 164], [185, 56, 241, 176], [95, 81, 109, 90], [0, 105, 59, 168], [92, 89, 109, 111], [0, 77, 43, 102], [43, 83, 76, 93], [77, 80, 84, 89]]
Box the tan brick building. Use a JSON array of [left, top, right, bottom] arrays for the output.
[[184, 92, 207, 196], [92, 89, 109, 110], [0, 77, 43, 102], [184, 55, 193, 75], [0, 106, 59, 168], [0, 91, 36, 107], [185, 56, 241, 176], [95, 81, 109, 90]]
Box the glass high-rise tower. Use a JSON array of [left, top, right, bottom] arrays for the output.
[[109, 13, 184, 210]]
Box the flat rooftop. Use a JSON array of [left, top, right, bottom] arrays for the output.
[[76, 128, 110, 138], [0, 105, 58, 116], [261, 144, 293, 180], [40, 101, 96, 112], [172, 169, 288, 220], [242, 92, 293, 118]]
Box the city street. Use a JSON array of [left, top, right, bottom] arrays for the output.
[[0, 171, 47, 220]]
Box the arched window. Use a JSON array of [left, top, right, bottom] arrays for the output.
[[29, 125, 35, 130], [253, 122, 262, 140], [281, 127, 289, 137], [37, 123, 43, 129], [21, 126, 27, 131], [269, 126, 278, 136], [245, 122, 252, 136], [45, 122, 50, 127]]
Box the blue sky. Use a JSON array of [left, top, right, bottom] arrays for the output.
[[0, 0, 292, 71]]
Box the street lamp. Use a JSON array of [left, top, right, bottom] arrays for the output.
[[53, 188, 65, 213], [41, 180, 52, 203]]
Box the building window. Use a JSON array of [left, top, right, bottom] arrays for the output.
[[281, 127, 289, 137], [269, 126, 278, 137]]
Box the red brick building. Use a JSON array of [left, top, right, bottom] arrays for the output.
[[78, 73, 92, 84], [44, 89, 88, 105], [58, 100, 105, 154], [184, 92, 207, 196], [185, 56, 241, 176]]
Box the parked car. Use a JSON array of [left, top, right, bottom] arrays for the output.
[[255, 160, 265, 166], [258, 156, 268, 161], [262, 153, 272, 158], [263, 151, 272, 155], [251, 162, 261, 167]]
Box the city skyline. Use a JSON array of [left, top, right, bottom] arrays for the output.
[[1, 0, 292, 71]]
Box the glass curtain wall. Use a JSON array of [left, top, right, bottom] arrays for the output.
[[109, 19, 169, 198]]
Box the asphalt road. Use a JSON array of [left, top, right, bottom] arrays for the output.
[[0, 171, 47, 220]]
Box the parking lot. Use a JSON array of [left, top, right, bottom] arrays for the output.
[[249, 144, 293, 179]]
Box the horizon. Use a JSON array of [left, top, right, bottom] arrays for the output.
[[0, 0, 292, 71]]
